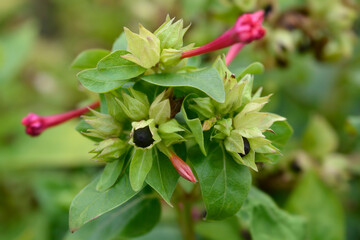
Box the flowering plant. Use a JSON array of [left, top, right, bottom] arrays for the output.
[[22, 11, 296, 239]]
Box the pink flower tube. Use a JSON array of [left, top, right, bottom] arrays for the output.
[[181, 10, 265, 59], [22, 101, 100, 137]]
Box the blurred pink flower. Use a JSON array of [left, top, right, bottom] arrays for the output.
[[22, 101, 100, 137], [181, 10, 265, 59]]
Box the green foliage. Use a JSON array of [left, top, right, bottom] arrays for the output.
[[189, 141, 252, 220], [71, 49, 110, 69], [141, 67, 225, 103], [77, 50, 146, 93], [286, 171, 345, 240], [239, 187, 306, 240], [69, 173, 140, 232], [145, 149, 179, 206], [66, 193, 161, 240]]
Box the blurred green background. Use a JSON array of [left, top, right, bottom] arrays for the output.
[[0, 0, 359, 239]]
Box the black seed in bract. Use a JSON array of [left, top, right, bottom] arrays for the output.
[[239, 137, 251, 157], [133, 126, 154, 148]]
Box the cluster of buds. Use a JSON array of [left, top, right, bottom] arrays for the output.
[[188, 57, 285, 171], [22, 11, 270, 192]]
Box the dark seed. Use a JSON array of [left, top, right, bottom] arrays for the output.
[[239, 137, 251, 157], [133, 126, 154, 148], [290, 160, 302, 173]]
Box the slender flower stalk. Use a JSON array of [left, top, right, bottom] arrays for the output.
[[169, 151, 197, 182], [22, 101, 100, 137], [225, 43, 245, 65], [181, 10, 265, 59]]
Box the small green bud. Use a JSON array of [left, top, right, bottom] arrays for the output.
[[188, 97, 215, 120], [158, 119, 185, 146], [116, 88, 149, 121], [129, 119, 161, 149], [202, 117, 217, 131], [155, 15, 190, 50], [149, 89, 171, 124], [160, 49, 182, 66], [212, 118, 233, 140], [90, 138, 128, 162], [122, 24, 160, 69], [83, 109, 122, 139], [105, 93, 126, 123]]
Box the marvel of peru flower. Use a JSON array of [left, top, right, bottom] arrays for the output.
[[181, 10, 265, 59], [22, 101, 100, 136]]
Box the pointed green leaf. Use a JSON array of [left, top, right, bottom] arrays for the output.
[[189, 141, 252, 220], [71, 49, 110, 69], [130, 148, 153, 191], [112, 32, 127, 51], [236, 62, 264, 81], [66, 194, 161, 240], [146, 149, 179, 206], [181, 94, 206, 155], [69, 172, 140, 232], [96, 158, 125, 192], [77, 50, 146, 93], [141, 67, 225, 103]]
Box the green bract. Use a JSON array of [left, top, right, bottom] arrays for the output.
[[69, 15, 293, 236], [187, 56, 286, 171]]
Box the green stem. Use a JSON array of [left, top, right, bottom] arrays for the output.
[[174, 185, 196, 240]]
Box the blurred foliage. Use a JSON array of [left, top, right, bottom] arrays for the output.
[[0, 0, 359, 239]]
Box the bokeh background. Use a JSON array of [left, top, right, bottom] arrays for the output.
[[0, 0, 359, 239]]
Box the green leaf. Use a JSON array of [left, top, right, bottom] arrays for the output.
[[96, 158, 125, 192], [236, 62, 264, 81], [146, 149, 179, 206], [285, 171, 345, 240], [181, 94, 206, 155], [71, 49, 110, 69], [195, 217, 241, 240], [77, 50, 146, 93], [141, 67, 225, 103], [69, 172, 140, 232], [112, 32, 127, 51], [130, 148, 153, 191], [189, 141, 252, 220], [264, 121, 293, 148], [238, 187, 306, 240], [66, 194, 161, 240], [302, 115, 338, 158]]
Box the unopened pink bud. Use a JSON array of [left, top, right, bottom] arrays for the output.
[[169, 152, 197, 183], [181, 10, 265, 59], [22, 101, 100, 137]]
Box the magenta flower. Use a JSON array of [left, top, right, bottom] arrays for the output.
[[169, 152, 197, 182], [181, 10, 265, 59], [22, 101, 100, 137]]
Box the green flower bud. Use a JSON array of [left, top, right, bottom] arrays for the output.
[[129, 119, 161, 149], [90, 138, 128, 162], [160, 49, 182, 66], [116, 88, 150, 121], [155, 15, 190, 50], [83, 109, 122, 139], [105, 93, 126, 123], [188, 97, 215, 120], [149, 89, 171, 124], [158, 119, 186, 146], [212, 118, 233, 140], [122, 24, 160, 69]]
